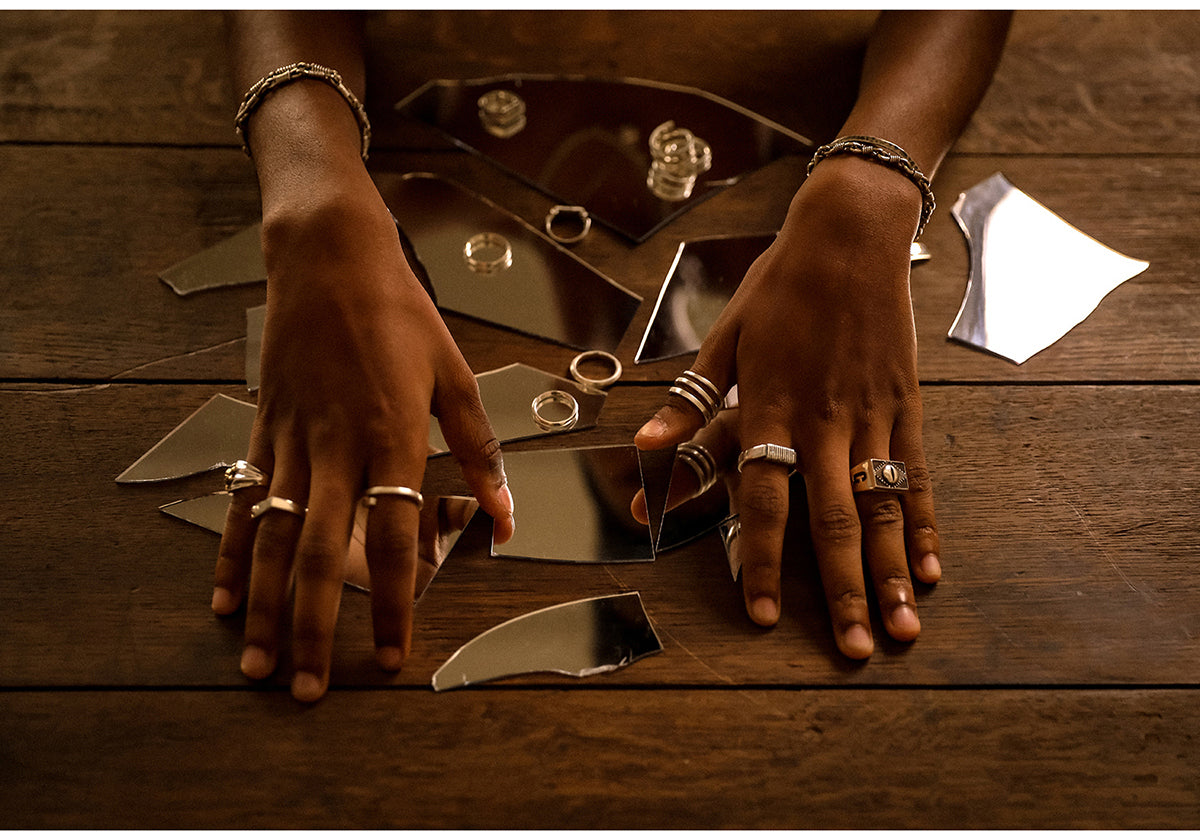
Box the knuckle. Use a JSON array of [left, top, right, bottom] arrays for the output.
[[253, 518, 297, 563], [293, 536, 344, 582], [904, 461, 934, 494], [862, 496, 904, 530], [739, 481, 789, 526], [833, 588, 869, 616], [812, 502, 861, 544]]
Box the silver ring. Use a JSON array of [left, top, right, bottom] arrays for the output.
[[224, 459, 269, 492], [850, 458, 909, 493], [737, 443, 797, 475], [677, 441, 718, 495], [569, 349, 622, 391], [669, 369, 723, 425], [544, 205, 591, 244], [363, 485, 424, 510], [250, 496, 306, 519], [463, 232, 513, 274], [531, 389, 580, 430]]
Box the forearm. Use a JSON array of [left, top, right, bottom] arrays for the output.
[[840, 10, 1013, 177]]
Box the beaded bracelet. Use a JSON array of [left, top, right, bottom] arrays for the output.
[[234, 61, 371, 162], [806, 135, 935, 240]]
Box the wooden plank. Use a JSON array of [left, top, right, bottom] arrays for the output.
[[1, 147, 1195, 383], [3, 381, 1199, 687], [4, 11, 1197, 155], [1, 688, 1196, 828]]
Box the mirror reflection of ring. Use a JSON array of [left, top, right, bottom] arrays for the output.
[[463, 232, 513, 274], [544, 205, 591, 244], [569, 349, 622, 391], [531, 389, 580, 430]]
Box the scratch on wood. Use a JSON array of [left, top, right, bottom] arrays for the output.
[[1065, 498, 1153, 601]]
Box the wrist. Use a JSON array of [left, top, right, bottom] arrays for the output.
[[789, 154, 924, 249]]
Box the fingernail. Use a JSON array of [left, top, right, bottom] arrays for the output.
[[748, 596, 779, 626], [240, 645, 274, 680], [636, 416, 667, 442], [498, 483, 514, 515], [920, 553, 942, 580], [843, 624, 874, 658], [211, 586, 237, 615], [377, 646, 404, 671], [291, 671, 324, 703], [892, 603, 921, 636]]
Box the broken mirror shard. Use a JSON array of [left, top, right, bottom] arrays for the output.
[[160, 491, 234, 533], [949, 172, 1150, 365], [385, 173, 640, 353], [635, 235, 934, 364], [720, 517, 741, 581], [431, 591, 663, 691], [395, 75, 811, 242], [492, 444, 655, 564], [428, 363, 606, 453], [116, 393, 255, 483], [159, 224, 266, 296], [245, 304, 264, 392], [637, 444, 677, 552]]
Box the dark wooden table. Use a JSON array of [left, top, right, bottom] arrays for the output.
[[3, 10, 1198, 828]]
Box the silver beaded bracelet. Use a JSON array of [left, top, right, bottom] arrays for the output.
[[234, 61, 371, 162], [806, 134, 935, 240]]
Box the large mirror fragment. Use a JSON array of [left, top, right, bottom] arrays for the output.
[[428, 363, 606, 453], [386, 173, 640, 353], [492, 444, 655, 564], [396, 75, 812, 242], [431, 591, 663, 691], [116, 394, 255, 483], [159, 224, 266, 297], [949, 173, 1150, 364]]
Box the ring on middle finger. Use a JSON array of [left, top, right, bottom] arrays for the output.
[[669, 369, 722, 426], [250, 496, 307, 519], [850, 458, 909, 493], [677, 441, 719, 495], [737, 443, 797, 476]]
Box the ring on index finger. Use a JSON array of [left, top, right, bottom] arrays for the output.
[[225, 460, 269, 492], [737, 443, 797, 476], [850, 458, 909, 493], [669, 369, 722, 426], [677, 441, 719, 494]]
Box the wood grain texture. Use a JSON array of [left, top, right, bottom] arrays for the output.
[[1, 688, 1195, 829], [4, 382, 1199, 688], [1, 147, 1195, 383]]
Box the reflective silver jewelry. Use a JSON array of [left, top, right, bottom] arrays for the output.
[[531, 389, 580, 430], [569, 349, 622, 391], [545, 205, 592, 244], [850, 458, 909, 493], [737, 443, 797, 476], [477, 89, 526, 138], [250, 496, 306, 519], [235, 62, 371, 162], [224, 459, 269, 492], [463, 232, 513, 274], [669, 369, 722, 425], [363, 485, 424, 510], [677, 441, 718, 495]]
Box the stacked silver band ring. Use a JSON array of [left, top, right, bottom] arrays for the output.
[[363, 485, 424, 510], [676, 441, 719, 495], [737, 443, 798, 475], [850, 459, 909, 493], [669, 369, 723, 425], [250, 496, 306, 519], [225, 459, 269, 492]]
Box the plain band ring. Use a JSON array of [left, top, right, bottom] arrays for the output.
[[531, 389, 580, 430], [225, 459, 269, 492], [363, 485, 425, 510], [737, 443, 798, 476], [544, 205, 591, 244], [463, 232, 513, 274], [850, 458, 909, 493], [569, 350, 622, 390], [677, 441, 718, 495], [250, 496, 306, 519]]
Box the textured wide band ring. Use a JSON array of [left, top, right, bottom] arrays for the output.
[[250, 496, 306, 519], [224, 459, 269, 492], [850, 458, 909, 493], [363, 485, 425, 510], [463, 232, 513, 274], [677, 441, 718, 495], [531, 389, 580, 430], [737, 443, 798, 475], [669, 369, 722, 425]]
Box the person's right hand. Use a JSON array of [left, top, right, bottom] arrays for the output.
[[212, 160, 515, 702]]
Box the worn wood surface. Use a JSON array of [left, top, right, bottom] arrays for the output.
[[2, 8, 1198, 829]]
